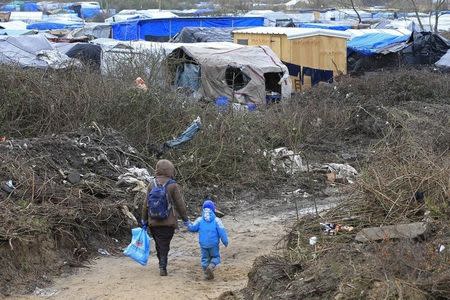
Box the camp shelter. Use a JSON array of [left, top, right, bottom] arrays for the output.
[[233, 27, 349, 90], [27, 20, 83, 30], [111, 17, 264, 42], [166, 43, 292, 104], [53, 42, 102, 69], [0, 34, 80, 68], [171, 27, 233, 43]]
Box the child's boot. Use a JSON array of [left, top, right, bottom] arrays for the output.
[[204, 264, 215, 280]]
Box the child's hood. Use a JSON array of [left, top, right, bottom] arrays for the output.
[[202, 208, 216, 223]]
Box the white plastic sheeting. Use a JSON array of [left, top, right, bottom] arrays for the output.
[[436, 49, 450, 69], [0, 34, 81, 69]]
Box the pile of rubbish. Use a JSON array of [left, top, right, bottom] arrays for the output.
[[0, 124, 155, 296], [266, 147, 358, 184]]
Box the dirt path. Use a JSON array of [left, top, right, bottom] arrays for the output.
[[21, 208, 295, 300]]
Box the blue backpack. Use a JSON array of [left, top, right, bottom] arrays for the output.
[[147, 178, 175, 220]]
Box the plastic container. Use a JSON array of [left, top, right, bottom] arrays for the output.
[[215, 96, 229, 112]]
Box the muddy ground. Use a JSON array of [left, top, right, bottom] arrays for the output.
[[1, 68, 449, 300]]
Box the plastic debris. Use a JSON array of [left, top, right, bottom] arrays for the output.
[[134, 77, 148, 92], [322, 163, 358, 183], [320, 223, 354, 235], [309, 236, 318, 246], [1, 180, 15, 194], [438, 245, 445, 253], [265, 147, 306, 175], [0, 136, 6, 142], [117, 167, 152, 189], [97, 248, 110, 256], [33, 287, 58, 297]]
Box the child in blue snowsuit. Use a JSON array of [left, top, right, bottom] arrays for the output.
[[186, 199, 228, 280]]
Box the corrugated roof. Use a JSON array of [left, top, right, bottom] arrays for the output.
[[232, 26, 350, 39]]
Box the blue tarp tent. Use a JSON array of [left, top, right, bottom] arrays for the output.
[[1, 1, 39, 11], [347, 33, 409, 56], [112, 17, 264, 41], [80, 7, 101, 19], [22, 2, 39, 11], [296, 22, 352, 31], [27, 21, 84, 30]]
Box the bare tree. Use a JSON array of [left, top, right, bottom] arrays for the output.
[[409, 0, 447, 32], [336, 0, 362, 24], [410, 0, 425, 30], [349, 0, 362, 24], [433, 0, 447, 32]]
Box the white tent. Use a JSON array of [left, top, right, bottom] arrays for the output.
[[0, 35, 80, 69]]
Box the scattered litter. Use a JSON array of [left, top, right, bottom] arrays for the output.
[[322, 163, 358, 183], [0, 136, 6, 142], [215, 96, 229, 112], [120, 205, 138, 227], [97, 248, 110, 256], [320, 223, 354, 235], [112, 238, 119, 243], [266, 147, 306, 175], [165, 116, 202, 148], [1, 180, 15, 194], [66, 172, 81, 184], [355, 222, 429, 242], [438, 245, 445, 253], [232, 102, 257, 112], [33, 287, 58, 297], [134, 77, 148, 92], [118, 167, 152, 184], [309, 236, 318, 246]]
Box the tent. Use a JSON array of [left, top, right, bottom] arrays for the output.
[[347, 33, 410, 56], [347, 31, 450, 72], [436, 49, 450, 70], [54, 42, 101, 69], [105, 9, 178, 23], [172, 27, 233, 43], [111, 17, 264, 41], [244, 10, 292, 26], [0, 34, 80, 68], [1, 1, 37, 11], [401, 31, 450, 65], [296, 22, 352, 31], [166, 43, 292, 104], [68, 2, 101, 19], [68, 23, 111, 39], [27, 20, 84, 30]]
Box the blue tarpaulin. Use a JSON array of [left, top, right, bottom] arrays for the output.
[[112, 17, 264, 41], [80, 7, 101, 19], [296, 22, 352, 31], [27, 21, 84, 30], [1, 1, 39, 11], [347, 33, 409, 56]]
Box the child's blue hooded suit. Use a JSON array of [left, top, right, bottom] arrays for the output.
[[187, 200, 228, 269]]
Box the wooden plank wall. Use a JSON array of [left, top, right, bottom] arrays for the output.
[[233, 33, 347, 91]]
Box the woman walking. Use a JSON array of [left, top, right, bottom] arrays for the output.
[[141, 159, 189, 276]]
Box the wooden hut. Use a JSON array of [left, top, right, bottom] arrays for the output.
[[233, 27, 349, 90]]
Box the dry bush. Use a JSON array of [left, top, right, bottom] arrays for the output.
[[241, 69, 450, 299]]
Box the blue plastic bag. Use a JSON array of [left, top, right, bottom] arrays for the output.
[[123, 227, 150, 266]]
